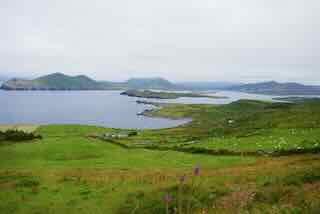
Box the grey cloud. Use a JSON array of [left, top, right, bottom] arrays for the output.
[[0, 0, 319, 83]]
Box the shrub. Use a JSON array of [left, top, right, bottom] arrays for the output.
[[128, 131, 138, 137], [15, 177, 40, 188], [0, 129, 42, 142]]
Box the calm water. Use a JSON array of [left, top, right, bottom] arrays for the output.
[[139, 91, 280, 104], [0, 90, 289, 129], [0, 90, 193, 129]]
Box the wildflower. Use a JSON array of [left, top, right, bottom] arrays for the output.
[[193, 165, 200, 176], [179, 175, 187, 184], [163, 193, 173, 214], [163, 193, 173, 203]]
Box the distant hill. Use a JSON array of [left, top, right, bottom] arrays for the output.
[[177, 81, 242, 90], [1, 76, 240, 91], [0, 73, 112, 90], [3, 73, 320, 94], [0, 73, 178, 90], [125, 78, 177, 90], [229, 81, 320, 95]]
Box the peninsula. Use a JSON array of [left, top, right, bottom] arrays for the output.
[[120, 89, 227, 99]]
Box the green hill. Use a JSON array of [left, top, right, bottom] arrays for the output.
[[0, 73, 107, 90], [34, 73, 103, 90]]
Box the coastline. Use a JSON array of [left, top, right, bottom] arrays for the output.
[[136, 100, 193, 123]]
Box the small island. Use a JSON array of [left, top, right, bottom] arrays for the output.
[[120, 89, 227, 99]]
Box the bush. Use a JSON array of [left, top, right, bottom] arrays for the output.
[[128, 131, 138, 137], [0, 129, 42, 142], [15, 177, 40, 188]]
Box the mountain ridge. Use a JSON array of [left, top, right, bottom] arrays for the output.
[[2, 73, 320, 95], [0, 73, 179, 90], [1, 73, 107, 90], [228, 81, 320, 95]]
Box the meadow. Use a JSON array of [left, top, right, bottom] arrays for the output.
[[0, 99, 320, 213]]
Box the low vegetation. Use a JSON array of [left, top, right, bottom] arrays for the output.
[[0, 99, 320, 213], [0, 129, 41, 143]]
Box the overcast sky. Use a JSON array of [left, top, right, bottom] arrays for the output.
[[1, 0, 319, 83]]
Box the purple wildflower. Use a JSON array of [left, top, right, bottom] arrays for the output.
[[179, 175, 187, 183], [193, 165, 200, 176], [163, 193, 173, 203]]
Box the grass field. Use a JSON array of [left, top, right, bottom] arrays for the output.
[[0, 99, 320, 213], [183, 128, 320, 152]]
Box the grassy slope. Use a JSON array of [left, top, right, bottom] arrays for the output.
[[0, 125, 254, 170], [1, 100, 320, 213], [118, 100, 320, 152]]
